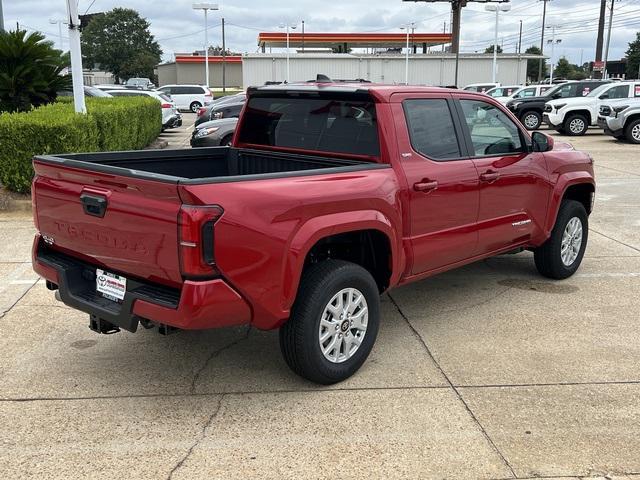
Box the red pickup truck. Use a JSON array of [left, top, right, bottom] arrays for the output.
[[32, 83, 595, 384]]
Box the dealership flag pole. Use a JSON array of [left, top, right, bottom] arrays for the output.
[[65, 0, 86, 113]]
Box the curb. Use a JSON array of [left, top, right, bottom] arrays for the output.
[[0, 193, 31, 214]]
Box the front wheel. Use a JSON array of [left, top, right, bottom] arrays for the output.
[[534, 200, 588, 279], [564, 113, 589, 136], [521, 110, 542, 130], [190, 101, 202, 113], [625, 118, 640, 144], [280, 260, 380, 384]]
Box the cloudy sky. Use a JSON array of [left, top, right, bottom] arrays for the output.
[[4, 0, 640, 65]]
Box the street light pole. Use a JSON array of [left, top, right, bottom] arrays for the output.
[[546, 26, 561, 83], [279, 23, 297, 83], [0, 0, 4, 32], [49, 19, 66, 51], [192, 3, 219, 88], [65, 0, 86, 113], [485, 2, 511, 84], [401, 22, 415, 85]]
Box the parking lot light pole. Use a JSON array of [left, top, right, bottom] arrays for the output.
[[400, 22, 415, 85], [546, 26, 561, 83], [485, 2, 511, 84], [65, 0, 86, 114], [279, 23, 297, 83], [192, 3, 219, 89], [49, 18, 66, 51]]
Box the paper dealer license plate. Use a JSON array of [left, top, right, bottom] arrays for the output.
[[96, 269, 127, 302]]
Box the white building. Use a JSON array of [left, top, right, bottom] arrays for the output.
[[241, 53, 544, 89]]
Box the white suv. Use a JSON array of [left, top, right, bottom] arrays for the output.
[[157, 84, 213, 112], [544, 81, 640, 135]]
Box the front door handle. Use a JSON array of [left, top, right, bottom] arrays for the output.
[[413, 180, 438, 193], [480, 170, 500, 183]]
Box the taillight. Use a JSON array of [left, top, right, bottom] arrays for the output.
[[31, 176, 39, 230], [196, 107, 207, 116], [161, 103, 172, 108], [178, 205, 223, 279]]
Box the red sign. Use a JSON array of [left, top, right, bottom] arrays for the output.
[[593, 61, 605, 72], [635, 85, 640, 97]]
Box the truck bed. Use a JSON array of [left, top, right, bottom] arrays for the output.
[[34, 147, 384, 184]]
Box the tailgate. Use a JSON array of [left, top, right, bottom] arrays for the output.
[[33, 160, 183, 287]]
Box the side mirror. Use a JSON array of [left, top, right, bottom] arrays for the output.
[[532, 131, 554, 152], [599, 94, 609, 100]]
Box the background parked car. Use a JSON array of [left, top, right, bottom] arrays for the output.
[[105, 89, 182, 129], [544, 81, 640, 135], [57, 85, 113, 98], [483, 85, 523, 103], [191, 118, 238, 147], [157, 84, 213, 112], [507, 80, 610, 130], [462, 82, 500, 93], [598, 97, 640, 143], [194, 98, 246, 127], [196, 93, 246, 119], [125, 77, 155, 89]]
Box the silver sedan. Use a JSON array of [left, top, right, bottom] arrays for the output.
[[190, 118, 238, 147]]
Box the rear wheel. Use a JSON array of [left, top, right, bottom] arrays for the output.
[[625, 118, 640, 144], [190, 101, 202, 113], [279, 260, 380, 384], [220, 133, 234, 146], [521, 110, 542, 130], [534, 200, 588, 279], [564, 113, 589, 136]]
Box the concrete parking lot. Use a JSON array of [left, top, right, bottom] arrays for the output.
[[1, 128, 639, 479]]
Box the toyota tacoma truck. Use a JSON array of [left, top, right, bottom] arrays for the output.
[[32, 83, 596, 384], [598, 97, 640, 143], [544, 81, 640, 136], [507, 80, 610, 130]]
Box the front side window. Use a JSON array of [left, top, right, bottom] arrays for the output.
[[403, 99, 461, 160], [606, 85, 630, 99], [238, 95, 379, 157], [459, 99, 523, 157], [514, 87, 536, 98]]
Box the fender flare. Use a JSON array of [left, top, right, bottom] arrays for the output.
[[544, 173, 595, 235], [280, 210, 403, 312]]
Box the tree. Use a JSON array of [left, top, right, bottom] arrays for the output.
[[0, 29, 71, 113], [553, 57, 587, 80], [626, 32, 640, 80], [525, 45, 546, 81], [81, 8, 162, 81], [484, 45, 503, 54]]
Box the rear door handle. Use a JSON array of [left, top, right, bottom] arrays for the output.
[[480, 170, 500, 183], [413, 180, 438, 193]]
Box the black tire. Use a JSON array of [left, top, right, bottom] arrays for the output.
[[534, 200, 588, 279], [520, 110, 542, 130], [564, 113, 589, 136], [624, 118, 640, 144], [220, 133, 234, 146], [189, 101, 202, 113], [279, 260, 380, 384], [555, 127, 566, 134]]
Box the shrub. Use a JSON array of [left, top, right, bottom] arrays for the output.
[[0, 96, 161, 193], [0, 29, 71, 113]]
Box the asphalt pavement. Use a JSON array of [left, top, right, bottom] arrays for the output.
[[1, 128, 639, 479]]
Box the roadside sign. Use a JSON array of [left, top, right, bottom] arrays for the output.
[[593, 61, 605, 72]]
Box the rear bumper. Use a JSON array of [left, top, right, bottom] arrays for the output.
[[32, 235, 251, 332]]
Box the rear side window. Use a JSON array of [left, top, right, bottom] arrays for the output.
[[238, 95, 380, 157], [403, 99, 461, 160], [515, 87, 536, 98], [606, 84, 630, 99]]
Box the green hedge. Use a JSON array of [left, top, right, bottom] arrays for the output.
[[0, 97, 161, 193]]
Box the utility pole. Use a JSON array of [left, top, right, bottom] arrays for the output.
[[442, 21, 446, 53], [65, 0, 86, 113], [0, 0, 5, 32], [595, 0, 606, 62], [603, 0, 615, 80], [518, 19, 522, 54], [301, 20, 305, 53], [538, 0, 550, 82], [221, 17, 226, 92], [452, 0, 466, 87]]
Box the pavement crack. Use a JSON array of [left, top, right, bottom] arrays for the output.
[[387, 292, 518, 479], [190, 326, 251, 394], [166, 394, 224, 480], [590, 229, 640, 253], [0, 280, 38, 319]]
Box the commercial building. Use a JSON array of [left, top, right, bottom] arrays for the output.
[[242, 53, 541, 89], [157, 55, 243, 88]]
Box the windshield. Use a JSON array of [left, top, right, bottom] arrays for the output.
[[586, 84, 611, 97], [486, 86, 520, 97], [86, 86, 112, 97]]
